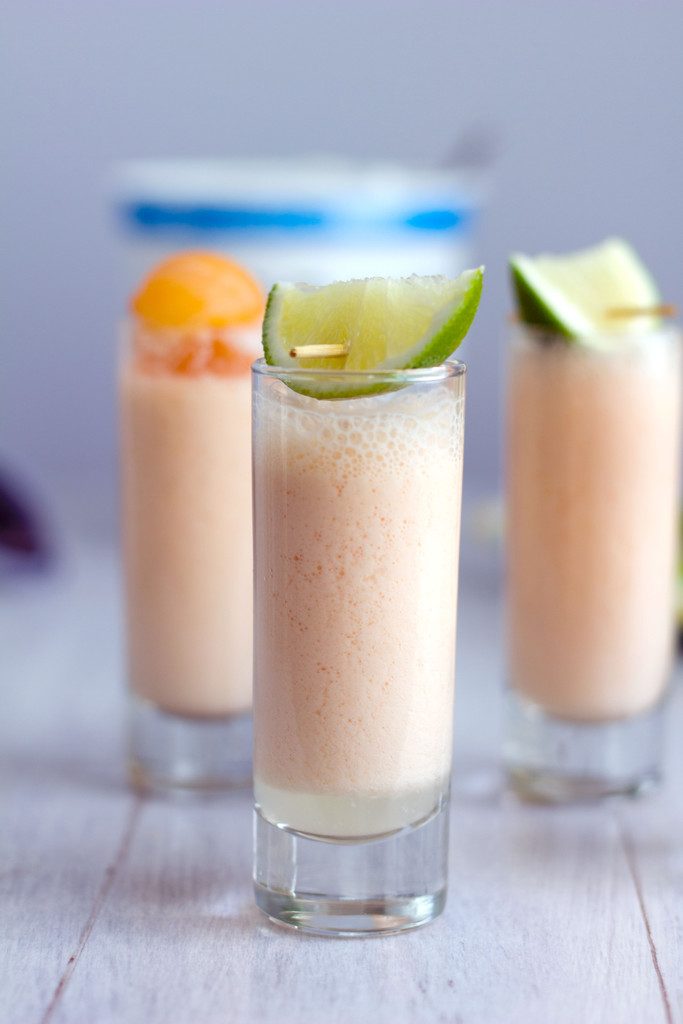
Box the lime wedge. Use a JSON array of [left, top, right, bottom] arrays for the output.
[[262, 269, 483, 397], [510, 238, 660, 339]]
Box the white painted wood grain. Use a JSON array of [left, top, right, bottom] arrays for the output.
[[615, 689, 683, 1024], [1, 541, 679, 1024], [1, 546, 134, 1024], [50, 787, 666, 1024]]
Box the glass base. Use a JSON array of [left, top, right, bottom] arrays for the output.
[[503, 690, 664, 803], [128, 693, 252, 792], [253, 797, 449, 936]]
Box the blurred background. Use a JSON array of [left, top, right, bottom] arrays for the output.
[[2, 0, 682, 551]]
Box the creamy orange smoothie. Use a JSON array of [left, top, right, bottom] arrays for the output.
[[507, 327, 681, 722], [121, 252, 263, 723], [122, 364, 254, 717], [253, 370, 465, 838]]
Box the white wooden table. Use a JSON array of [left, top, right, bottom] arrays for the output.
[[2, 540, 682, 1024]]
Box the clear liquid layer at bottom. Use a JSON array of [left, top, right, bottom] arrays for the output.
[[255, 778, 448, 840]]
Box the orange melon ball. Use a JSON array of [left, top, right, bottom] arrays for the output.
[[131, 251, 264, 329]]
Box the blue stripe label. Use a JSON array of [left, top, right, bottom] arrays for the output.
[[119, 203, 472, 235]]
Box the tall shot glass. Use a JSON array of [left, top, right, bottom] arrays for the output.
[[504, 323, 681, 801], [120, 323, 254, 790], [252, 360, 466, 935]]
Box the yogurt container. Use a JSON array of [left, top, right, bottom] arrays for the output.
[[112, 157, 484, 289]]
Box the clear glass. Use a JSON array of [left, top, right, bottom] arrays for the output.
[[504, 324, 681, 801], [120, 323, 254, 791], [252, 359, 466, 935]]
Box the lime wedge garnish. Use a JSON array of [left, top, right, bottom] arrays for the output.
[[510, 238, 660, 339], [262, 269, 483, 397]]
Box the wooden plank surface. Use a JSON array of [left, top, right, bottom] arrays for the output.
[[1, 540, 680, 1024], [615, 723, 683, 1024], [1, 550, 134, 1023]]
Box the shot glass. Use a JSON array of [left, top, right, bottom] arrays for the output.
[[251, 359, 466, 935], [120, 323, 254, 790], [504, 323, 681, 801]]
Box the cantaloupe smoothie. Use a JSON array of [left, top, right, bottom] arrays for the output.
[[122, 252, 263, 721], [122, 363, 254, 716], [507, 328, 681, 722], [252, 368, 465, 838]]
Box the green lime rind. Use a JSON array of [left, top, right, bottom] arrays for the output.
[[510, 257, 574, 338], [273, 376, 407, 401], [262, 268, 484, 400], [399, 266, 483, 369], [261, 282, 287, 369], [509, 239, 661, 343]]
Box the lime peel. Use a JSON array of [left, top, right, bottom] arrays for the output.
[[510, 238, 661, 342], [262, 269, 484, 399]]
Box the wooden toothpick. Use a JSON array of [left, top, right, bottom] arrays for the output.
[[289, 343, 349, 358], [606, 304, 677, 319]]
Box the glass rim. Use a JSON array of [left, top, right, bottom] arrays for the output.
[[509, 318, 681, 348], [251, 357, 466, 383]]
